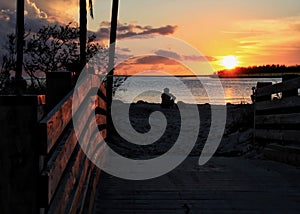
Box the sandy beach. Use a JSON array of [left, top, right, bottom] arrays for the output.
[[108, 101, 256, 159]]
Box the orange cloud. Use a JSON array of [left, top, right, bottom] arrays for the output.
[[114, 56, 194, 76]]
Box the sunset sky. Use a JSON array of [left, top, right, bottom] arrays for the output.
[[1, 0, 300, 74]]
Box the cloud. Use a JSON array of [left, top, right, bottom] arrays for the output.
[[0, 1, 179, 67], [120, 48, 131, 53], [223, 15, 300, 65], [155, 50, 181, 60], [95, 22, 178, 41], [154, 49, 216, 62], [134, 56, 179, 65], [0, 1, 67, 64], [26, 0, 48, 19], [292, 23, 300, 32], [239, 41, 260, 46], [183, 55, 217, 62]]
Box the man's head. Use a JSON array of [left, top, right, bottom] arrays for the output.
[[164, 88, 169, 93]]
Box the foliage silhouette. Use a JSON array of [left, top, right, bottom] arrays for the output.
[[0, 23, 107, 94]]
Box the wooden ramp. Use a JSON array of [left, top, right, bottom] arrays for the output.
[[93, 157, 300, 213]]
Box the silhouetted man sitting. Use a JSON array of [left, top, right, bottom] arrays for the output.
[[161, 88, 176, 108]]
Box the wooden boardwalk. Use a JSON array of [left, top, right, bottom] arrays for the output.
[[93, 157, 300, 213]]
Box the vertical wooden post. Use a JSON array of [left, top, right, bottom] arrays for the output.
[[80, 0, 87, 69], [107, 0, 119, 137], [255, 82, 272, 102], [46, 71, 73, 111], [16, 0, 24, 83], [282, 74, 299, 98], [0, 96, 44, 214]]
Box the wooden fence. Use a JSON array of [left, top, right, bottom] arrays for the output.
[[39, 73, 107, 213], [254, 76, 300, 165], [0, 73, 107, 213]]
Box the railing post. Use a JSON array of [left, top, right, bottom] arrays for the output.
[[282, 74, 299, 98], [0, 96, 44, 213], [46, 71, 73, 112], [107, 0, 119, 140]]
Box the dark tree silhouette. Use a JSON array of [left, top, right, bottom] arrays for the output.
[[0, 24, 106, 94], [217, 64, 300, 77]]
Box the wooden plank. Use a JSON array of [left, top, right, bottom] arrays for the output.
[[47, 147, 85, 213], [66, 157, 92, 214], [79, 112, 107, 164], [255, 96, 300, 111], [266, 144, 300, 154], [72, 76, 93, 117], [256, 77, 300, 98], [40, 74, 93, 154], [83, 168, 101, 214], [40, 91, 73, 154], [255, 113, 300, 125], [74, 95, 97, 153], [264, 144, 300, 166], [40, 126, 78, 205], [255, 129, 300, 142]]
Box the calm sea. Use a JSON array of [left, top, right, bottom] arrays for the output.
[[113, 77, 281, 105]]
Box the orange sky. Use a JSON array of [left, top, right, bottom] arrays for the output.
[[1, 0, 300, 75], [88, 0, 300, 74]]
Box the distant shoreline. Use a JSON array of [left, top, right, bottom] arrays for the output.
[[216, 73, 296, 78], [114, 74, 285, 78]]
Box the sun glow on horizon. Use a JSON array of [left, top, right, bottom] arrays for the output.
[[221, 56, 239, 69]]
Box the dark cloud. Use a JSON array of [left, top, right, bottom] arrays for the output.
[[154, 49, 216, 62], [0, 5, 60, 64], [95, 22, 177, 41], [133, 56, 179, 65], [183, 55, 217, 62], [155, 50, 181, 60], [115, 53, 134, 62], [120, 48, 131, 53]]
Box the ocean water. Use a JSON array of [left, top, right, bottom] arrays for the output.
[[113, 77, 281, 105]]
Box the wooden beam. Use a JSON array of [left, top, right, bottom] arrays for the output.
[[256, 77, 300, 98], [255, 113, 300, 125], [16, 0, 24, 81], [80, 0, 87, 68], [255, 129, 300, 142], [255, 96, 300, 111], [40, 91, 73, 154], [107, 0, 119, 138], [40, 126, 78, 205], [47, 147, 85, 213]]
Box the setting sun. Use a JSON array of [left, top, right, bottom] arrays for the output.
[[221, 56, 238, 69]]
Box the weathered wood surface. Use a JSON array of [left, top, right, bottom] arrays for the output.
[[84, 168, 101, 214], [255, 129, 300, 143], [66, 157, 92, 214], [39, 73, 106, 213], [40, 91, 73, 154], [255, 113, 300, 125], [255, 96, 300, 111], [254, 77, 300, 165], [264, 144, 300, 166], [256, 77, 300, 98], [93, 157, 300, 213], [47, 147, 86, 214], [40, 74, 97, 154], [41, 126, 78, 205]]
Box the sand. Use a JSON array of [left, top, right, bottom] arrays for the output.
[[107, 101, 258, 160]]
